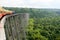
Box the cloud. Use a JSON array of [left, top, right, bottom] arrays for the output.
[[23, 0, 54, 8], [30, 0, 53, 3], [0, 0, 60, 8], [0, 0, 24, 7]]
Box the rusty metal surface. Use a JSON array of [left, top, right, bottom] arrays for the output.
[[4, 13, 29, 40]]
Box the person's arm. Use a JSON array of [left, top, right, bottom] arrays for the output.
[[0, 15, 6, 40]]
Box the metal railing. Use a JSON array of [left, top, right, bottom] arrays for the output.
[[4, 13, 29, 40]]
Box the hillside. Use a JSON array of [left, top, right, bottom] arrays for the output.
[[4, 7, 60, 18], [4, 7, 60, 40]]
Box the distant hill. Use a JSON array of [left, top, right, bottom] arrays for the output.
[[3, 7, 60, 18]]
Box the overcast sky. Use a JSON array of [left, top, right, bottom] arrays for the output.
[[0, 0, 60, 8]]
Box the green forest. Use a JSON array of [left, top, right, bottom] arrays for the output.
[[4, 7, 60, 40]]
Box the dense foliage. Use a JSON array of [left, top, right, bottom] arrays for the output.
[[4, 7, 60, 40], [27, 17, 60, 40]]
